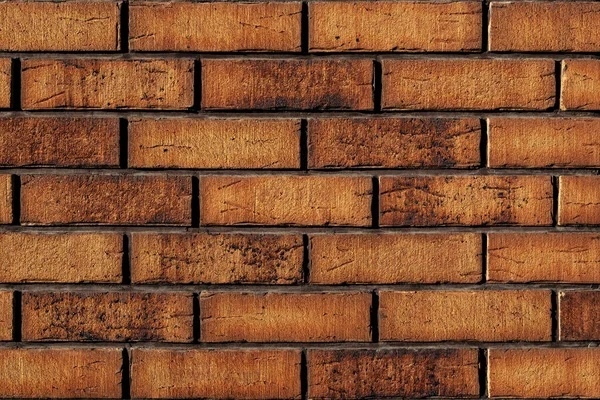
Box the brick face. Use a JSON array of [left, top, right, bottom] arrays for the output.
[[0, 175, 11, 224], [0, 292, 12, 341], [559, 176, 600, 225], [561, 60, 600, 111], [0, 59, 9, 109], [559, 291, 600, 341]]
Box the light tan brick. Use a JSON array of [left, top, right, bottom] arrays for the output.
[[561, 60, 600, 111], [0, 175, 11, 224], [0, 59, 9, 109], [559, 176, 600, 225], [559, 291, 600, 341], [0, 292, 11, 341]]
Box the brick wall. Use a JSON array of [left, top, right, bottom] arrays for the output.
[[0, 0, 599, 398]]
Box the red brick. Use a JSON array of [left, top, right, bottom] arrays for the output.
[[561, 60, 600, 110], [559, 291, 600, 341], [559, 176, 600, 225], [0, 175, 11, 224], [0, 292, 11, 341], [0, 59, 9, 109]]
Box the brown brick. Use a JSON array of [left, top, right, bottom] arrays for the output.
[[561, 60, 600, 111], [200, 292, 371, 342], [131, 233, 303, 284], [21, 59, 194, 110], [0, 292, 11, 341], [309, 1, 481, 52], [380, 175, 553, 226], [308, 348, 479, 399], [0, 233, 122, 283], [308, 118, 481, 169], [559, 176, 600, 225], [489, 348, 600, 398], [22, 292, 193, 342], [0, 117, 119, 167], [379, 290, 551, 341], [21, 174, 191, 226], [0, 175, 11, 224], [130, 2, 301, 52], [129, 118, 300, 169], [131, 349, 301, 399], [488, 233, 600, 283], [202, 59, 374, 110], [200, 175, 372, 226], [382, 59, 555, 110], [490, 2, 600, 52], [0, 348, 121, 398], [310, 233, 482, 284], [0, 59, 9, 109], [489, 118, 600, 168], [0, 1, 120, 51], [559, 291, 600, 341]]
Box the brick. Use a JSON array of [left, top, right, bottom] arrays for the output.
[[310, 233, 482, 284], [0, 1, 120, 51], [200, 292, 371, 342], [22, 292, 192, 342], [200, 176, 372, 226], [488, 233, 600, 283], [0, 233, 122, 283], [380, 175, 553, 226], [309, 1, 481, 52], [0, 292, 11, 341], [0, 59, 9, 109], [131, 233, 303, 284], [0, 117, 119, 167], [379, 290, 551, 341], [129, 118, 300, 169], [488, 118, 600, 168], [382, 59, 555, 110], [490, 2, 600, 52], [21, 59, 194, 110], [559, 176, 600, 225], [0, 348, 121, 398], [0, 175, 11, 224], [561, 60, 600, 111], [489, 348, 600, 398], [202, 59, 373, 110], [308, 348, 479, 399], [131, 349, 300, 399], [559, 291, 600, 341], [21, 174, 191, 226], [308, 118, 481, 169], [130, 2, 301, 52]]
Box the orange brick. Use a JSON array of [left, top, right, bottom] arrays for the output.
[[22, 292, 192, 342], [379, 290, 551, 341], [561, 60, 600, 111], [0, 175, 11, 224], [21, 174, 191, 226], [0, 292, 11, 341], [308, 349, 479, 398], [0, 117, 119, 167], [489, 348, 600, 398], [379, 175, 553, 226], [559, 291, 600, 341], [200, 175, 372, 226], [202, 59, 374, 110], [0, 1, 120, 51], [488, 233, 600, 283], [309, 1, 481, 52], [489, 118, 600, 168], [21, 59, 194, 110], [131, 349, 301, 399], [0, 233, 122, 283], [490, 2, 600, 52], [200, 292, 371, 342], [0, 348, 121, 398], [308, 118, 481, 169], [129, 118, 300, 169], [310, 233, 482, 284], [0, 59, 9, 109], [559, 176, 600, 225], [130, 2, 301, 52], [382, 59, 555, 110], [131, 233, 303, 284]]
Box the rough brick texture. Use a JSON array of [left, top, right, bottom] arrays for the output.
[[0, 175, 11, 224], [0, 59, 10, 109], [0, 292, 12, 341], [559, 176, 600, 225], [559, 291, 600, 341], [561, 60, 600, 111]]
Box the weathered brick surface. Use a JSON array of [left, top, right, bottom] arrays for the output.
[[309, 1, 481, 52], [382, 59, 555, 110], [559, 291, 600, 341], [129, 118, 301, 169], [308, 118, 481, 169], [310, 233, 482, 284], [200, 292, 371, 342], [22, 292, 193, 342], [200, 176, 372, 226], [130, 2, 301, 52], [0, 292, 12, 341], [131, 233, 303, 284], [0, 1, 120, 51], [0, 59, 9, 109], [21, 59, 194, 110], [202, 59, 374, 110], [21, 174, 191, 225], [379, 290, 551, 341], [308, 349, 479, 399], [131, 349, 301, 399], [379, 175, 553, 226], [561, 60, 600, 111], [559, 176, 600, 225], [0, 175, 11, 224]]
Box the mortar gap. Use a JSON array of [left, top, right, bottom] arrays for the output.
[[478, 348, 488, 398], [193, 293, 201, 343], [373, 60, 382, 112], [11, 175, 20, 226], [301, 2, 309, 54], [371, 176, 380, 228], [300, 119, 308, 170], [191, 176, 200, 228], [10, 58, 21, 110], [552, 176, 559, 226], [551, 290, 559, 342], [193, 59, 202, 111], [301, 349, 308, 400], [482, 1, 490, 52], [370, 291, 379, 343], [120, 1, 129, 53], [481, 233, 488, 284], [302, 234, 310, 284], [122, 234, 131, 285], [480, 119, 488, 168], [554, 60, 562, 111], [121, 348, 131, 399], [12, 291, 21, 342], [119, 118, 129, 169]]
